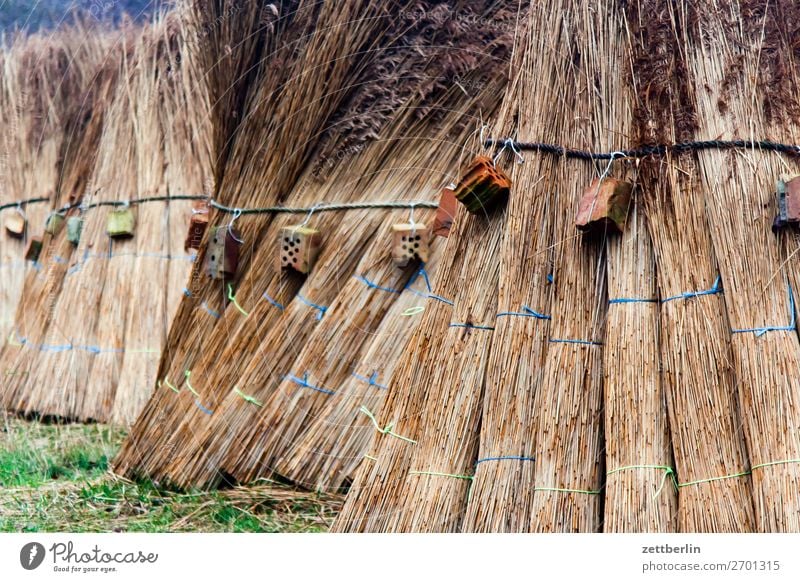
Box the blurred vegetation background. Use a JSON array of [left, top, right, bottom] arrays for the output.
[[0, 0, 156, 32]]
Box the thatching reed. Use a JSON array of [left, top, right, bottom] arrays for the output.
[[626, 0, 755, 531], [603, 200, 677, 532], [3, 10, 209, 426], [115, 0, 416, 477], [114, 0, 514, 485], [687, 0, 800, 531], [1, 24, 121, 414], [277, 243, 445, 492], [0, 25, 104, 348]]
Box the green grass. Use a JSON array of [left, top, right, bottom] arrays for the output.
[[0, 416, 341, 532]]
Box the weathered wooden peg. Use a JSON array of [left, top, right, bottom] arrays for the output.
[[4, 212, 26, 238], [453, 156, 512, 214], [575, 177, 633, 234], [44, 213, 65, 236], [392, 223, 430, 267], [279, 226, 322, 274], [67, 216, 83, 245], [107, 208, 136, 238], [185, 200, 210, 251], [773, 175, 800, 232], [25, 237, 43, 262], [205, 225, 242, 280]]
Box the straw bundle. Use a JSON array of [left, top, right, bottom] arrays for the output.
[[1, 28, 121, 414], [462, 4, 558, 533], [603, 200, 677, 532], [115, 0, 410, 477], [687, 0, 800, 531], [626, 0, 754, 531], [158, 90, 498, 490], [278, 243, 444, 492], [112, 21, 175, 426], [18, 34, 137, 421], [113, 0, 514, 483]]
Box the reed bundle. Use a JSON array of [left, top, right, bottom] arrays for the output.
[[687, 0, 800, 531], [114, 0, 514, 484], [112, 19, 177, 426], [278, 243, 444, 492], [157, 87, 501, 490], [116, 0, 416, 477], [626, 0, 755, 531], [19, 34, 138, 421], [603, 201, 677, 531], [462, 3, 558, 533], [1, 27, 120, 414]]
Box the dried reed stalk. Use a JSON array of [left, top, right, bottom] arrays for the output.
[[1, 28, 119, 415], [278, 243, 444, 492], [114, 0, 514, 482], [161, 101, 490, 490], [603, 200, 677, 532], [688, 0, 800, 531], [462, 3, 558, 533], [626, 0, 755, 531]]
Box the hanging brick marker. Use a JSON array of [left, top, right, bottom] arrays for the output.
[[67, 217, 83, 245], [25, 237, 43, 262], [4, 213, 26, 238], [575, 177, 633, 234], [185, 200, 210, 251], [107, 208, 136, 238], [773, 175, 800, 232], [279, 226, 322, 274], [392, 223, 430, 267], [44, 213, 65, 236], [205, 225, 242, 280], [453, 156, 512, 214], [433, 186, 457, 237]]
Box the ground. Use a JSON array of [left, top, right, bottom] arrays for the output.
[[0, 415, 340, 532]]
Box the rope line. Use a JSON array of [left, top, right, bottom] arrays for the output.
[[483, 138, 800, 160]]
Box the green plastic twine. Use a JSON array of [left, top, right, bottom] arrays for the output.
[[402, 306, 425, 317], [163, 378, 180, 393], [227, 284, 250, 317], [607, 464, 678, 500], [234, 387, 262, 407], [751, 459, 800, 471], [184, 370, 200, 397], [678, 470, 751, 488], [409, 470, 474, 481], [359, 406, 416, 444], [534, 486, 602, 495]]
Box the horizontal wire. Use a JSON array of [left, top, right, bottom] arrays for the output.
[[484, 138, 800, 160]]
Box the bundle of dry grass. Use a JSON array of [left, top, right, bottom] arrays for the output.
[[114, 0, 514, 485], [687, 0, 800, 531], [1, 25, 121, 414], [0, 26, 102, 348], [114, 0, 412, 477], [111, 12, 213, 426], [603, 200, 677, 532], [462, 3, 557, 533], [277, 243, 444, 492], [626, 0, 754, 531]]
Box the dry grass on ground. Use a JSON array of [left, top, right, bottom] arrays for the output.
[[0, 415, 341, 532]]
